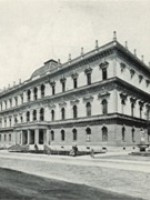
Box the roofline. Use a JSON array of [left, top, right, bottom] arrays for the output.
[[0, 39, 150, 97]]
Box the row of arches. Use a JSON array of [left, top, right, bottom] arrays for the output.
[[0, 99, 108, 127], [26, 108, 44, 122], [51, 100, 108, 121], [27, 84, 45, 101], [50, 127, 108, 142]]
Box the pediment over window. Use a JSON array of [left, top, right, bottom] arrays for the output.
[[60, 77, 66, 83], [59, 101, 67, 107], [139, 75, 143, 83], [120, 63, 126, 72], [130, 69, 135, 78], [83, 95, 94, 102], [130, 97, 137, 103], [50, 81, 56, 86], [139, 101, 144, 107], [71, 73, 78, 79], [70, 99, 80, 105], [99, 61, 109, 69], [120, 92, 128, 100], [98, 92, 110, 99], [48, 103, 56, 109], [84, 66, 93, 74]]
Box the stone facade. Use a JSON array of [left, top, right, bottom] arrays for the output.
[[0, 38, 150, 150]]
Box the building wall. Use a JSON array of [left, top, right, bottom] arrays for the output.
[[0, 41, 150, 149]]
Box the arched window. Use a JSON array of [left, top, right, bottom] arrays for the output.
[[102, 99, 108, 114], [132, 128, 135, 142], [122, 127, 125, 142], [86, 127, 91, 141], [102, 127, 108, 141], [26, 111, 30, 122], [61, 130, 65, 141], [33, 110, 37, 121], [61, 108, 65, 120], [51, 110, 55, 121], [73, 129, 77, 141], [40, 108, 44, 121], [73, 105, 78, 119], [86, 102, 91, 117], [34, 87, 38, 100], [41, 84, 45, 98], [51, 130, 54, 141], [27, 90, 31, 102]]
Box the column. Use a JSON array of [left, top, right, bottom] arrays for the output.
[[20, 130, 23, 145], [35, 129, 39, 145], [44, 129, 49, 145], [27, 130, 30, 145]]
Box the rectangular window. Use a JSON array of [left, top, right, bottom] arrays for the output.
[[102, 68, 107, 80], [87, 73, 91, 85], [62, 81, 66, 92], [52, 85, 55, 95], [73, 78, 78, 89]]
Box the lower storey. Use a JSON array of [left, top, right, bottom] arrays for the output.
[[0, 123, 150, 150]]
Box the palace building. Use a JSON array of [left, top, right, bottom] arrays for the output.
[[0, 32, 150, 151]]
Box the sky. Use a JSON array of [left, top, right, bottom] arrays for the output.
[[0, 0, 150, 89]]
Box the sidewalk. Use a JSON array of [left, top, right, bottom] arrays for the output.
[[0, 150, 150, 173], [0, 150, 149, 200]]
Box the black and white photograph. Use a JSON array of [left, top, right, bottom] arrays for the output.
[[0, 0, 150, 199]]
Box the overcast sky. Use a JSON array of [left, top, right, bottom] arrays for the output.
[[0, 0, 150, 88]]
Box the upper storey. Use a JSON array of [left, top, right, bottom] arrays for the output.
[[0, 34, 150, 102]]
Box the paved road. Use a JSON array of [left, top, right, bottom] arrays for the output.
[[0, 151, 149, 200]]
